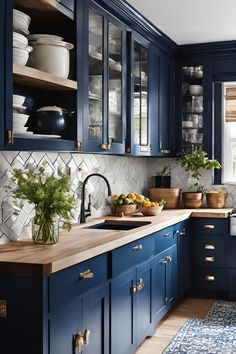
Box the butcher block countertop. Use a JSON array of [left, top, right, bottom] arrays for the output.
[[0, 208, 233, 277]]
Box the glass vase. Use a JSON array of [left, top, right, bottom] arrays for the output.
[[32, 213, 59, 245]]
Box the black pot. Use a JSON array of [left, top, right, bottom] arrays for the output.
[[27, 107, 69, 135], [152, 175, 171, 188]]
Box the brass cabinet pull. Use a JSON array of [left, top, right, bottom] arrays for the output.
[[99, 143, 111, 150], [137, 278, 144, 292], [160, 258, 168, 265], [160, 148, 170, 154], [204, 256, 214, 262], [166, 256, 172, 262], [204, 224, 215, 229], [205, 275, 215, 282], [163, 232, 172, 238], [132, 244, 143, 251], [74, 329, 90, 352], [205, 244, 215, 250], [79, 269, 94, 279]]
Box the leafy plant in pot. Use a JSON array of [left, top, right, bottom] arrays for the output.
[[8, 167, 75, 244], [178, 149, 221, 208]]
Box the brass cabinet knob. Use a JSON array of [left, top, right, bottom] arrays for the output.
[[79, 269, 94, 279], [137, 278, 144, 292], [204, 244, 215, 250], [132, 244, 143, 251], [204, 224, 215, 229], [205, 275, 215, 282]]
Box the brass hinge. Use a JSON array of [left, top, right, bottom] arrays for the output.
[[99, 143, 111, 150], [6, 130, 14, 144]]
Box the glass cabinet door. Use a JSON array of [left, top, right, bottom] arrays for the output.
[[129, 34, 150, 156], [85, 3, 125, 154], [181, 65, 204, 153]]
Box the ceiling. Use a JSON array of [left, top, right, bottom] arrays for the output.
[[127, 0, 236, 45]]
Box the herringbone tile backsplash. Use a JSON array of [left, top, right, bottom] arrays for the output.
[[1, 153, 236, 244], [0, 152, 148, 243]]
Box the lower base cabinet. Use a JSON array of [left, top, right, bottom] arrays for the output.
[[153, 245, 177, 323], [50, 282, 109, 354], [111, 258, 155, 354]]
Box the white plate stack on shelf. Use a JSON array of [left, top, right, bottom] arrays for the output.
[[13, 95, 33, 138], [13, 9, 33, 65]]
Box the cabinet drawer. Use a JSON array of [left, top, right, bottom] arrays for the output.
[[155, 226, 175, 254], [229, 268, 236, 291], [111, 236, 154, 276], [192, 268, 226, 292], [49, 254, 108, 312], [191, 218, 228, 235], [192, 235, 226, 267]]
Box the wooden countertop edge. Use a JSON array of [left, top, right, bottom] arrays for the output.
[[0, 208, 233, 277]]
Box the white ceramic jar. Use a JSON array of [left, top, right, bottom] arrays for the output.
[[28, 38, 74, 78]]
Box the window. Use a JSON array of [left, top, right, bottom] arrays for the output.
[[222, 83, 236, 183]]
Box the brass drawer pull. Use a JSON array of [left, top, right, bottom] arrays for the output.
[[99, 143, 112, 150], [79, 269, 94, 279], [204, 256, 214, 262], [132, 244, 143, 251], [204, 224, 215, 229], [137, 278, 144, 292], [163, 232, 172, 238], [205, 244, 215, 250], [205, 275, 215, 282]]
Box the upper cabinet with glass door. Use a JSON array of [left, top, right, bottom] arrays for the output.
[[84, 1, 126, 154], [181, 65, 204, 153], [4, 0, 79, 151], [127, 32, 150, 156]]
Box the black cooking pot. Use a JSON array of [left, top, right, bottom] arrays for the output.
[[27, 106, 72, 135]]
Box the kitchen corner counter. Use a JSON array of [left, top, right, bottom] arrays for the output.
[[0, 208, 233, 277]]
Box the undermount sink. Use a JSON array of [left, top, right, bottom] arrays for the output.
[[84, 220, 151, 231]]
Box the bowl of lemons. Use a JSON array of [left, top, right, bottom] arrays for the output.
[[140, 199, 166, 216], [111, 193, 145, 215]]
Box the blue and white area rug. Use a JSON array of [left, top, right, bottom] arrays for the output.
[[162, 302, 236, 354]]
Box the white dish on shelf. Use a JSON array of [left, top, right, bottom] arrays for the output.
[[89, 92, 102, 101], [13, 127, 29, 133], [13, 94, 25, 106], [182, 121, 194, 128], [13, 31, 28, 48], [13, 104, 27, 113], [90, 51, 102, 60], [13, 9, 31, 26], [28, 34, 63, 42], [31, 134, 61, 139], [110, 62, 122, 71], [13, 24, 30, 37]]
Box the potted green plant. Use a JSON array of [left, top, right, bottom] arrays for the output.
[[8, 167, 75, 244], [178, 149, 221, 208]]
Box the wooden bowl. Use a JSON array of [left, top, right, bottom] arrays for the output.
[[140, 205, 163, 216], [111, 204, 137, 216], [206, 192, 228, 208]]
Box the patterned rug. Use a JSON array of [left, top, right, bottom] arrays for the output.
[[162, 302, 236, 354]]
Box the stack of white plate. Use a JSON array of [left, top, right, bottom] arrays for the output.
[[13, 9, 33, 65], [13, 94, 32, 137]]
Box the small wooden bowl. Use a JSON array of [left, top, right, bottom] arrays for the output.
[[111, 204, 137, 216], [140, 205, 163, 216]]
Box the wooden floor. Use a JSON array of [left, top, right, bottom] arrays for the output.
[[135, 297, 216, 354]]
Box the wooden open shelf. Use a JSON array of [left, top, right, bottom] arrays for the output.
[[13, 64, 77, 91], [14, 0, 73, 20]]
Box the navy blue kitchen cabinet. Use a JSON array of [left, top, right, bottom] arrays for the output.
[[0, 0, 5, 149], [150, 46, 175, 156], [174, 220, 190, 299], [190, 217, 228, 297], [56, 0, 74, 13], [111, 257, 155, 354], [153, 244, 177, 322]]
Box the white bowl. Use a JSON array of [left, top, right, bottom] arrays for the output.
[[13, 94, 25, 106], [13, 113, 29, 121], [13, 46, 32, 65], [13, 104, 27, 114], [13, 25, 30, 36], [28, 34, 63, 42], [189, 85, 203, 95], [28, 39, 74, 78], [13, 9, 31, 26], [13, 32, 28, 48], [182, 121, 194, 128]]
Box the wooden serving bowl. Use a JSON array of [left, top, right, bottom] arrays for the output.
[[140, 205, 163, 216], [111, 204, 137, 216]]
